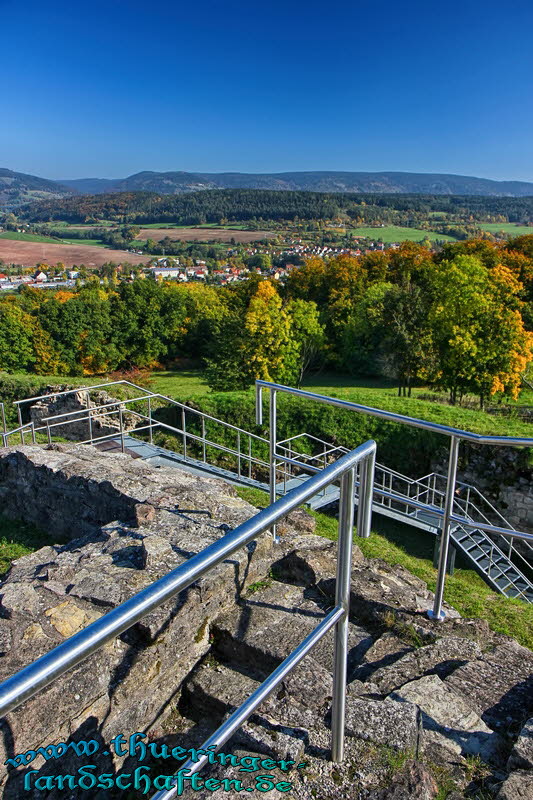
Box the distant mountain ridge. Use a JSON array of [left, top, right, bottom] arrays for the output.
[[2, 167, 533, 209], [62, 170, 533, 197]]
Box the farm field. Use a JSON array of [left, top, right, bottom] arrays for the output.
[[0, 239, 147, 267], [348, 225, 458, 243], [135, 227, 277, 243], [477, 223, 533, 235], [0, 231, 62, 244]]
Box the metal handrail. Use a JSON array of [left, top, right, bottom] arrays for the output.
[[1, 421, 36, 448], [256, 382, 533, 447], [256, 380, 533, 619], [414, 472, 533, 566], [0, 441, 377, 800], [12, 379, 155, 406]]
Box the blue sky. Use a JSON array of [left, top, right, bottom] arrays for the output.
[[2, 0, 533, 181]]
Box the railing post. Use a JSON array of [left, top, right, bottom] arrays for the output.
[[148, 397, 153, 445], [237, 431, 241, 478], [46, 421, 52, 445], [248, 436, 252, 478], [269, 389, 278, 542], [202, 417, 207, 463], [0, 402, 6, 435], [354, 445, 375, 540], [17, 403, 23, 444], [181, 408, 186, 459], [428, 436, 460, 620], [331, 466, 356, 762], [31, 422, 36, 445], [119, 407, 125, 453]]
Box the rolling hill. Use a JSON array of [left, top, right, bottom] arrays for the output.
[[0, 169, 74, 209], [3, 168, 533, 212]]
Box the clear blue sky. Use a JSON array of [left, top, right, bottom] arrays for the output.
[[2, 0, 533, 182]]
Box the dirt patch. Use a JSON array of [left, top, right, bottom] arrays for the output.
[[0, 240, 147, 268], [136, 227, 276, 243]]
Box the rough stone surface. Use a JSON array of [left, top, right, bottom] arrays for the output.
[[0, 441, 531, 800], [508, 717, 533, 771], [367, 760, 439, 800], [369, 636, 482, 694], [496, 770, 533, 800], [344, 697, 422, 752], [273, 532, 364, 587], [360, 632, 414, 673], [319, 558, 460, 630], [390, 675, 506, 765], [445, 641, 533, 733], [212, 581, 373, 680]]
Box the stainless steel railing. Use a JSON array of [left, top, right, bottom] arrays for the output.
[[0, 441, 377, 800], [3, 380, 531, 604], [255, 380, 533, 619]]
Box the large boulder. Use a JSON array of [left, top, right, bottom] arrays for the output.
[[496, 770, 533, 800], [344, 697, 422, 752], [370, 636, 482, 694], [389, 675, 506, 765], [508, 717, 533, 771], [444, 641, 533, 733]]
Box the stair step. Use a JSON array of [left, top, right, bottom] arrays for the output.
[[181, 660, 310, 760], [212, 582, 373, 681]]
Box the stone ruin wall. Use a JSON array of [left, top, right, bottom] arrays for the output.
[[27, 389, 138, 442], [432, 443, 533, 535]]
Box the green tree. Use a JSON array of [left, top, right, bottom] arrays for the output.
[[285, 298, 326, 386]]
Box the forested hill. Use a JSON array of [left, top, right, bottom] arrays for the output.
[[0, 168, 74, 208], [3, 168, 533, 211], [19, 188, 533, 225], [61, 170, 533, 197]]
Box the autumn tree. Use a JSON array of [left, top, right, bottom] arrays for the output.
[[205, 281, 296, 390], [427, 255, 532, 406]]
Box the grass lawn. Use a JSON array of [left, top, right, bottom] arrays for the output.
[[347, 226, 458, 243], [0, 231, 62, 244], [235, 486, 533, 650], [149, 369, 211, 398], [0, 515, 51, 575], [147, 369, 533, 441], [478, 223, 533, 236]]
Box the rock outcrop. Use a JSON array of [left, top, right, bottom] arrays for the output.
[[0, 443, 531, 799]]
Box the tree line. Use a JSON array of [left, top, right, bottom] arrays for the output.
[[16, 189, 533, 227], [0, 237, 532, 407]]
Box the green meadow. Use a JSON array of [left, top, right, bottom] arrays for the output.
[[477, 223, 533, 236], [347, 225, 458, 243], [0, 231, 62, 244]]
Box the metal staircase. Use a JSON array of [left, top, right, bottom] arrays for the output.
[[2, 381, 532, 603]]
